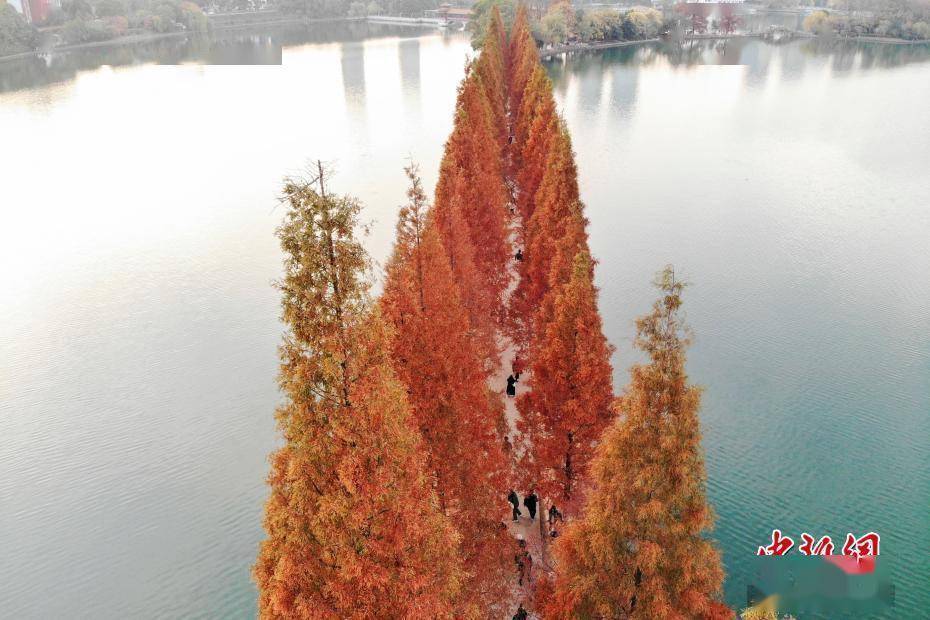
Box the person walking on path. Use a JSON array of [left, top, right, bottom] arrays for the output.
[[515, 248, 523, 261], [506, 374, 516, 397], [548, 503, 563, 525], [523, 491, 538, 521], [521, 546, 533, 585], [515, 538, 532, 586], [512, 604, 528, 620], [507, 489, 522, 521]]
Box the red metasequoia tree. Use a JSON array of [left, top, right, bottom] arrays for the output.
[[508, 3, 538, 117], [535, 202, 591, 329], [254, 168, 463, 618], [474, 7, 509, 145], [517, 251, 614, 506], [433, 63, 511, 334], [545, 267, 731, 620], [381, 165, 512, 614], [511, 125, 580, 351], [513, 66, 557, 203]]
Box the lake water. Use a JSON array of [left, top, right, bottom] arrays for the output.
[[1, 23, 928, 618]]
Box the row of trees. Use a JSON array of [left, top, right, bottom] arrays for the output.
[[508, 6, 730, 617], [254, 4, 731, 617], [508, 3, 613, 515], [379, 10, 515, 609], [470, 0, 667, 49], [537, 1, 666, 46], [254, 9, 519, 617], [253, 166, 467, 616], [35, 0, 209, 45], [804, 6, 930, 39]]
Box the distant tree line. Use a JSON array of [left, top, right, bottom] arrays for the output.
[[471, 0, 669, 49], [31, 0, 209, 45], [803, 1, 930, 39]]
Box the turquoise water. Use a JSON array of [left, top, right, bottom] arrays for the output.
[[548, 39, 930, 617], [1, 26, 927, 617]]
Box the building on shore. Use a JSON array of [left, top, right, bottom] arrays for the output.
[[424, 4, 473, 23]]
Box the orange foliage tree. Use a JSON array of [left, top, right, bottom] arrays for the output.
[[475, 7, 509, 145], [514, 66, 557, 221], [545, 267, 731, 620], [521, 127, 581, 304], [508, 3, 537, 117], [516, 251, 614, 504], [254, 168, 463, 618], [381, 165, 512, 614], [432, 34, 513, 364], [510, 125, 581, 353]]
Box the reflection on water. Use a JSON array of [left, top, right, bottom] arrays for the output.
[[0, 29, 473, 618], [0, 21, 437, 94], [546, 36, 930, 76], [1, 27, 929, 618], [548, 37, 930, 619]]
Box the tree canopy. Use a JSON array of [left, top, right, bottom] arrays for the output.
[[254, 168, 464, 618], [546, 267, 730, 619]]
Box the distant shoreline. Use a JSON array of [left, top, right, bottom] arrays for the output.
[[2, 16, 928, 64], [0, 15, 366, 64], [538, 31, 928, 60], [539, 38, 661, 59]]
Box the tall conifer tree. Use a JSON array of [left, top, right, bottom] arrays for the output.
[[511, 126, 580, 351], [433, 43, 513, 361], [381, 165, 512, 613], [475, 7, 509, 145], [254, 169, 463, 618], [508, 4, 537, 116], [517, 251, 614, 504], [545, 268, 730, 620]]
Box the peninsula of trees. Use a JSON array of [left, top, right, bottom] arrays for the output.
[[254, 4, 731, 617]]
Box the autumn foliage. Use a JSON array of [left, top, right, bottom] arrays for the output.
[[545, 269, 731, 619], [433, 8, 512, 362], [254, 172, 463, 618], [256, 6, 732, 617], [506, 2, 614, 511], [516, 251, 614, 503], [374, 15, 520, 609], [381, 165, 512, 614]]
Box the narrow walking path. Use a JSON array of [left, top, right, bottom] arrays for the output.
[[492, 169, 552, 618]]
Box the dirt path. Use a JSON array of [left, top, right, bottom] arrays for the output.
[[493, 172, 550, 617]]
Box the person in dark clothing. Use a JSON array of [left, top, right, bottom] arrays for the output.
[[515, 539, 531, 586], [512, 604, 528, 620], [507, 489, 521, 521], [523, 491, 538, 520], [522, 548, 533, 584], [506, 374, 516, 397], [515, 248, 523, 261], [548, 504, 563, 525], [515, 538, 526, 584]]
